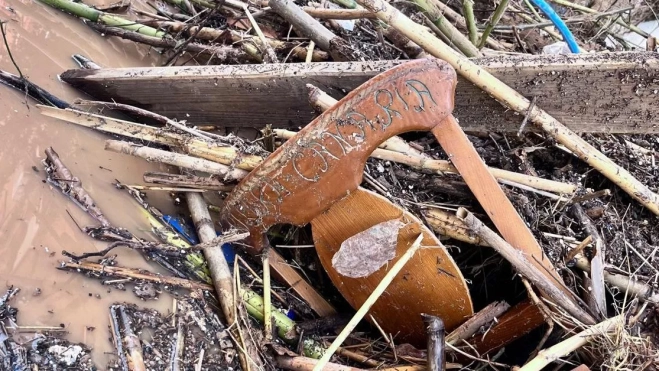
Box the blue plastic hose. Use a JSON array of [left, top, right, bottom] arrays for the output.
[[528, 0, 580, 53]]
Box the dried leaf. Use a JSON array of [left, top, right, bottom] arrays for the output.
[[332, 219, 403, 278]]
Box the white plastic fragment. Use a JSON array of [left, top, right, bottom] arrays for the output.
[[48, 345, 83, 366]]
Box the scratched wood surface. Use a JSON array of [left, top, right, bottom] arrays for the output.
[[60, 52, 659, 133], [220, 58, 458, 246]]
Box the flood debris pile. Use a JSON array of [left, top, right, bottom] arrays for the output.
[[2, 0, 659, 369], [1, 287, 95, 369]]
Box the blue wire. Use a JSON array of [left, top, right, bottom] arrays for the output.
[[528, 0, 580, 53]]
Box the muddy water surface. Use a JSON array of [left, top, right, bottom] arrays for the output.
[[1, 0, 180, 364]]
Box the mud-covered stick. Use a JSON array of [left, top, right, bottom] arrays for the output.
[[269, 0, 359, 61], [422, 314, 446, 371]]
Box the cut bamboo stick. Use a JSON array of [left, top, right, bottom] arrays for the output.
[[105, 140, 248, 181], [355, 0, 659, 216]]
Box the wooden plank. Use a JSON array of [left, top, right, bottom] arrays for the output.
[[60, 52, 659, 133]]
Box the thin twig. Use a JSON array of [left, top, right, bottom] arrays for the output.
[[243, 3, 279, 62], [519, 315, 624, 370], [478, 0, 511, 49], [517, 96, 537, 136], [0, 21, 23, 78], [462, 0, 478, 45]]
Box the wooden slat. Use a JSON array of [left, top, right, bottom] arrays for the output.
[[60, 52, 659, 133]]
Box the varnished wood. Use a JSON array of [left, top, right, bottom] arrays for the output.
[[220, 58, 457, 249], [60, 52, 659, 133], [432, 116, 563, 285], [311, 188, 473, 345], [467, 300, 546, 356]]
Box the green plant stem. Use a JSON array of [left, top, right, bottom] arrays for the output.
[[523, 0, 543, 21], [240, 289, 324, 358], [330, 0, 357, 8], [412, 0, 481, 57], [478, 0, 510, 49], [462, 0, 478, 45], [39, 0, 166, 37]]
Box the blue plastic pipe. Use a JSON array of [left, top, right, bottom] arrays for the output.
[[528, 0, 580, 53]]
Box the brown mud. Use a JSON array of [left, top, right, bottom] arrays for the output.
[[0, 0, 177, 364]]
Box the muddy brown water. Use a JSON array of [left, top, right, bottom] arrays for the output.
[[1, 0, 182, 364]]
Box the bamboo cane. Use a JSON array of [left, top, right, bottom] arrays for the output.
[[38, 0, 166, 37], [355, 0, 659, 216], [106, 140, 248, 181]]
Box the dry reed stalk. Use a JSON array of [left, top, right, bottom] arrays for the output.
[[519, 315, 624, 370], [313, 234, 425, 371], [445, 301, 510, 344], [303, 7, 376, 19], [59, 261, 214, 290], [574, 255, 659, 303], [423, 208, 489, 246], [186, 192, 261, 370], [269, 0, 359, 61], [106, 140, 248, 181], [457, 208, 596, 325], [355, 0, 659, 216], [143, 172, 233, 191]]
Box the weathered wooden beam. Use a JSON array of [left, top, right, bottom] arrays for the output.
[[60, 52, 659, 133]]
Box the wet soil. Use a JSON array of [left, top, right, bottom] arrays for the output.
[[0, 0, 178, 364]]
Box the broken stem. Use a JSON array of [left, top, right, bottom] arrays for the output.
[[412, 0, 481, 57], [60, 261, 214, 291], [519, 315, 624, 371], [462, 0, 477, 45], [422, 314, 446, 371], [39, 0, 165, 37], [269, 0, 358, 61], [477, 0, 510, 49], [445, 301, 510, 344], [143, 172, 233, 191], [186, 192, 258, 371], [44, 147, 111, 227], [263, 249, 273, 341], [574, 255, 659, 303], [105, 140, 248, 181]]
